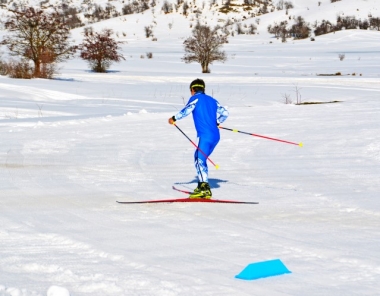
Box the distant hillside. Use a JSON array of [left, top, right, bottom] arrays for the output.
[[0, 0, 379, 42]]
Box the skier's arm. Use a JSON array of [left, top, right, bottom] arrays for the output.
[[168, 99, 198, 124], [216, 102, 229, 125]]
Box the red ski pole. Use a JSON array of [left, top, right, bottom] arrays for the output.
[[219, 126, 303, 147], [173, 123, 220, 169]]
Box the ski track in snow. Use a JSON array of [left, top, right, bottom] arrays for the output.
[[1, 103, 380, 295], [1, 81, 380, 294]]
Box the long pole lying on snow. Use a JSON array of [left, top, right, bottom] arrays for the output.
[[173, 123, 220, 169], [219, 126, 303, 147]]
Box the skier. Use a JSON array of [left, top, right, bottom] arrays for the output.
[[168, 79, 229, 198]]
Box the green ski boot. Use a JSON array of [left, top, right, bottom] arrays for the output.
[[189, 182, 212, 199]]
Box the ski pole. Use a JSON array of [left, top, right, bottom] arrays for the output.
[[219, 126, 303, 147], [173, 123, 220, 169]]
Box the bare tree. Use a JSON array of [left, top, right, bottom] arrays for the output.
[[370, 17, 380, 31], [314, 19, 334, 36], [268, 20, 289, 41], [79, 27, 125, 73], [293, 84, 302, 104], [182, 1, 189, 15], [162, 0, 173, 13], [60, 5, 83, 29], [144, 26, 154, 38], [236, 22, 245, 35], [282, 93, 292, 104], [284, 1, 294, 14], [284, 1, 294, 10], [290, 16, 310, 39], [248, 23, 257, 35], [276, 0, 284, 10], [1, 6, 76, 78], [182, 24, 228, 73]]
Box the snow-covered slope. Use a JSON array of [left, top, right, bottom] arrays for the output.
[[1, 0, 379, 42]]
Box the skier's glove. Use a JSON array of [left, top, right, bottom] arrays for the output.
[[168, 116, 176, 125]]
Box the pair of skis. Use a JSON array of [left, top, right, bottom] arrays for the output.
[[116, 186, 258, 204]]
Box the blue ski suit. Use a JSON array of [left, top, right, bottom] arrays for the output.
[[174, 91, 229, 182]]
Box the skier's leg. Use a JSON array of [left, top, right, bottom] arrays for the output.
[[191, 138, 219, 198], [194, 137, 219, 181]]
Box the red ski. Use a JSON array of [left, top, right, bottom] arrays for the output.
[[117, 198, 258, 204], [172, 185, 192, 194]]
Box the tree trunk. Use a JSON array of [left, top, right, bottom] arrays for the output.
[[95, 60, 105, 73], [33, 59, 41, 78], [201, 63, 210, 73]]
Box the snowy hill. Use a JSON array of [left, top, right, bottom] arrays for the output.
[[0, 0, 380, 295], [1, 0, 379, 42]]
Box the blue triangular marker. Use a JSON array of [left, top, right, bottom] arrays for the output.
[[235, 259, 291, 280]]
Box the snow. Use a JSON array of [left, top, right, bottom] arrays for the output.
[[1, 0, 380, 295]]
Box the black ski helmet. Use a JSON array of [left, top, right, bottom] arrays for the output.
[[189, 78, 205, 91]]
